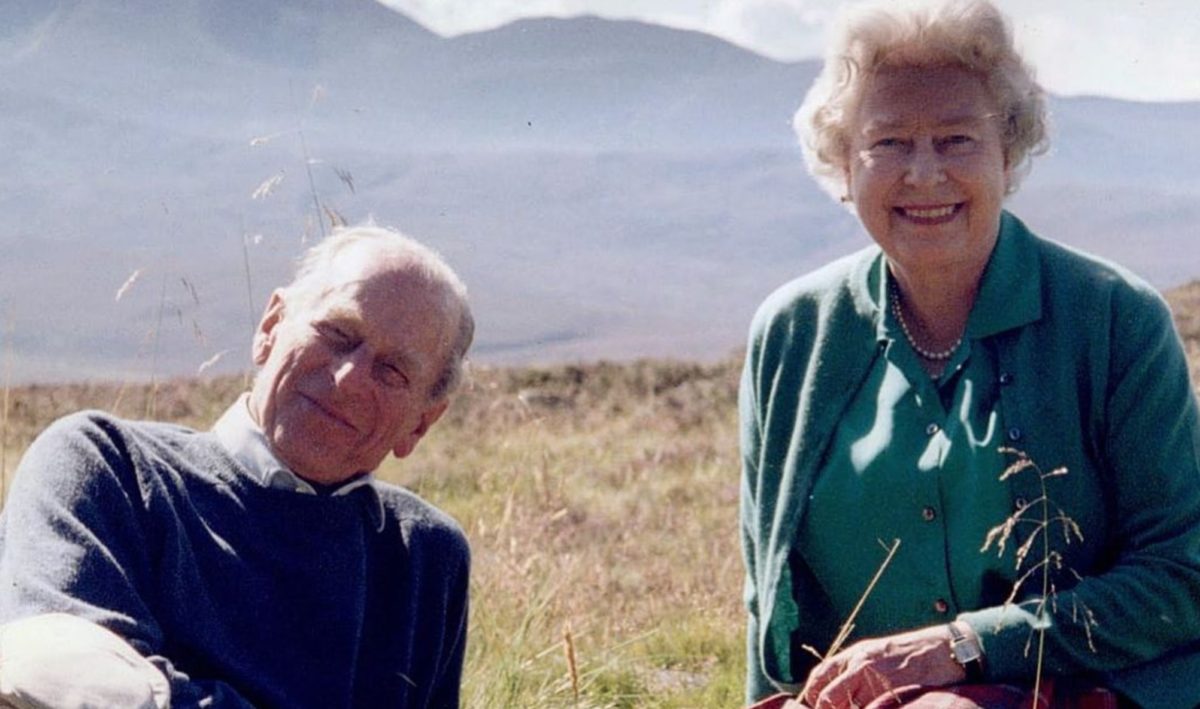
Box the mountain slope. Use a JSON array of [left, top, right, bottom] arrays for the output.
[[0, 0, 1196, 383]]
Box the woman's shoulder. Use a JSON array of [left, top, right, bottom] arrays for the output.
[[1005, 213, 1177, 345], [751, 245, 879, 331], [1013, 215, 1164, 307]]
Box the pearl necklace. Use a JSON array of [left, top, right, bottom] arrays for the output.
[[890, 285, 962, 362]]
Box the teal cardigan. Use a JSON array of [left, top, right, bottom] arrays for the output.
[[739, 212, 1200, 708]]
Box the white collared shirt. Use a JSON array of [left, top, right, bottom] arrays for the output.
[[211, 394, 385, 531]]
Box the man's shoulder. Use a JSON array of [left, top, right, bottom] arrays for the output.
[[40, 410, 199, 446], [373, 482, 469, 557], [20, 410, 223, 496]]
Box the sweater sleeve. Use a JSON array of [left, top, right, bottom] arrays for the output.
[[960, 290, 1200, 697], [429, 565, 469, 708], [0, 413, 258, 709], [739, 346, 774, 702]]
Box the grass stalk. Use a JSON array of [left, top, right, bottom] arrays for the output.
[[297, 128, 326, 241], [146, 273, 168, 420], [983, 448, 1091, 705], [563, 621, 580, 702], [1032, 463, 1052, 707], [1, 315, 12, 504], [241, 228, 257, 390], [806, 538, 901, 661]]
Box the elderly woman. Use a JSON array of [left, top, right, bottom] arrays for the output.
[[739, 1, 1200, 708]]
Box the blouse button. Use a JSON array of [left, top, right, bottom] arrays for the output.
[[926, 423, 940, 436], [1006, 426, 1023, 442], [933, 599, 950, 614], [999, 372, 1015, 386], [1014, 497, 1029, 510], [922, 506, 937, 522]]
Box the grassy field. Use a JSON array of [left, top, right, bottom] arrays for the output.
[[0, 281, 1197, 708], [0, 359, 748, 708]]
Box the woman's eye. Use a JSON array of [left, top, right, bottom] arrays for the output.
[[939, 135, 976, 152], [867, 137, 908, 157]]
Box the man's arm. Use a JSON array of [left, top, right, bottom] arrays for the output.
[[0, 413, 258, 708], [0, 612, 169, 709]]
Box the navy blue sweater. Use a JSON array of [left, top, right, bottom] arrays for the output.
[[0, 411, 469, 708]]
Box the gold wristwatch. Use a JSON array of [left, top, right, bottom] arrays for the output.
[[948, 622, 985, 683]]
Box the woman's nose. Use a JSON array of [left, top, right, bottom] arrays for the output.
[[903, 142, 948, 187]]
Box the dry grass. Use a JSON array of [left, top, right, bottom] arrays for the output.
[[0, 281, 1196, 707], [0, 358, 747, 708], [395, 359, 747, 707], [1164, 280, 1200, 394]]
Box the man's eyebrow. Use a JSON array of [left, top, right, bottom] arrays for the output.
[[319, 305, 362, 324], [382, 348, 422, 373]]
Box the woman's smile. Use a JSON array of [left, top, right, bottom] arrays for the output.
[[893, 203, 962, 223]]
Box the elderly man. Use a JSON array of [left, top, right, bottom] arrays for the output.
[[0, 225, 474, 708]]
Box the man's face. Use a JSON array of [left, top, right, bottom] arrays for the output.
[[248, 246, 453, 484]]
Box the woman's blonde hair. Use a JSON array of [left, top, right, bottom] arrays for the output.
[[795, 0, 1048, 202]]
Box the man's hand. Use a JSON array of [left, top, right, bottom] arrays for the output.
[[0, 613, 170, 709], [799, 623, 970, 708]]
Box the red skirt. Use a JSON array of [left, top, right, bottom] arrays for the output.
[[747, 678, 1121, 709]]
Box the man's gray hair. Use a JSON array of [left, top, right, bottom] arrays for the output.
[[284, 224, 475, 401]]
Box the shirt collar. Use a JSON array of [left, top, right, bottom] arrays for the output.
[[966, 210, 1043, 338], [863, 210, 1044, 344], [211, 394, 385, 531]]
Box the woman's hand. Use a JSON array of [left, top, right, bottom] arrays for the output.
[[800, 624, 969, 708]]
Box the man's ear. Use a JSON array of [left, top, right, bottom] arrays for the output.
[[392, 399, 450, 459], [252, 290, 287, 366]]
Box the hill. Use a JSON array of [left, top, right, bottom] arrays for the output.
[[0, 0, 1198, 383]]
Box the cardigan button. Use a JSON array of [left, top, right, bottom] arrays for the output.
[[933, 599, 950, 614], [999, 372, 1015, 386], [1006, 427, 1023, 442], [922, 506, 937, 522], [926, 422, 940, 436]]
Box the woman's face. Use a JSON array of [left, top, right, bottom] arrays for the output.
[[844, 64, 1010, 280]]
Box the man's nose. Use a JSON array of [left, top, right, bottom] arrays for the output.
[[331, 346, 372, 392]]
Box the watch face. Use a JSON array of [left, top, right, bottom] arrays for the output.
[[952, 639, 982, 664], [950, 643, 979, 667]]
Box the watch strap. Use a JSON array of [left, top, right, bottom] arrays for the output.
[[948, 623, 985, 683]]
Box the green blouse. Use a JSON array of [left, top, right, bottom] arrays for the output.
[[797, 264, 1013, 642]]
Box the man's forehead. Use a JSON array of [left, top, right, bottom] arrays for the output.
[[314, 268, 447, 321], [315, 263, 454, 354], [326, 241, 418, 281]]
